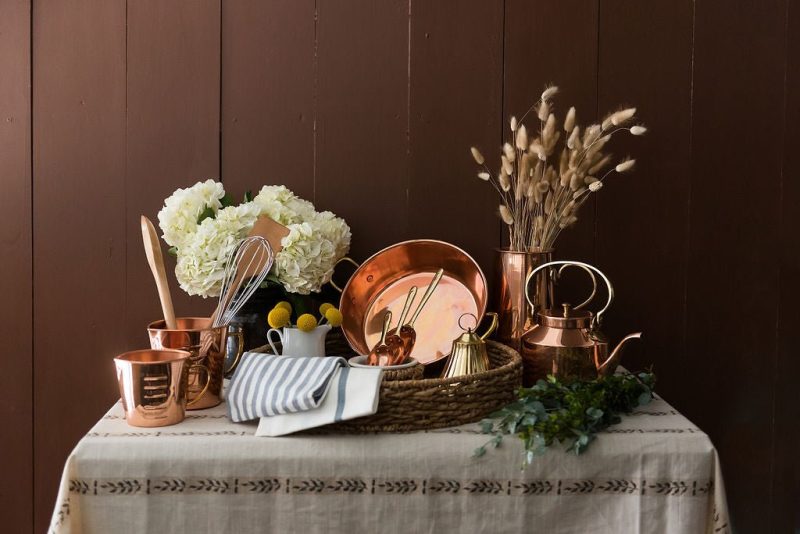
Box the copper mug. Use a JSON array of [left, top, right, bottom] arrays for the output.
[[147, 317, 242, 410], [114, 349, 209, 427]]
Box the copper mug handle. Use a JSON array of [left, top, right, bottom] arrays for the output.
[[223, 327, 245, 377], [329, 257, 360, 293], [525, 261, 614, 327], [186, 363, 211, 407]]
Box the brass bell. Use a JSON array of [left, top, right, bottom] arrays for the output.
[[440, 312, 498, 379]]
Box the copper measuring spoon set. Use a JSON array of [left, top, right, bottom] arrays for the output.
[[367, 269, 444, 366]]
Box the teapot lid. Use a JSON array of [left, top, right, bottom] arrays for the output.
[[538, 303, 593, 329]]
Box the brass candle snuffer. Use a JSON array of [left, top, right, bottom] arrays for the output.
[[521, 260, 642, 386]]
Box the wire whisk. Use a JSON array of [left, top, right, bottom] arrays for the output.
[[211, 236, 275, 328]]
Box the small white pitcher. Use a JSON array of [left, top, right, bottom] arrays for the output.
[[267, 324, 331, 357]]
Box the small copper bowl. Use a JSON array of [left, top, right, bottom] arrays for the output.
[[114, 349, 198, 427]]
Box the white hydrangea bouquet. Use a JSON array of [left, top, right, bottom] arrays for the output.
[[157, 180, 351, 297]]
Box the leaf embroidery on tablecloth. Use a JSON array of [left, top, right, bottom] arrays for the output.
[[188, 479, 230, 493], [99, 480, 141, 495], [428, 480, 461, 494], [376, 480, 418, 494], [648, 481, 688, 495], [152, 479, 186, 493], [598, 480, 638, 494], [563, 480, 595, 494], [463, 481, 504, 495], [513, 481, 554, 495], [240, 478, 282, 494]]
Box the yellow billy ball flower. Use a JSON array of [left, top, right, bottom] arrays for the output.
[[275, 301, 292, 313], [267, 307, 291, 329], [296, 313, 318, 332], [319, 302, 334, 316], [324, 308, 343, 327]]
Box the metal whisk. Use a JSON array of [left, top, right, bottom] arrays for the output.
[[211, 236, 275, 328]]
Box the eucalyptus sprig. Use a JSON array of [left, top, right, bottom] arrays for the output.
[[475, 372, 656, 467]]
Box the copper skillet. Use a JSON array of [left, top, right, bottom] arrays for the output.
[[334, 240, 488, 365]]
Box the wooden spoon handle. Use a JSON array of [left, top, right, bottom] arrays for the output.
[[141, 216, 177, 329], [409, 268, 444, 326]]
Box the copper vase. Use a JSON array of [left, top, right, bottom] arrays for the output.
[[492, 249, 554, 350]]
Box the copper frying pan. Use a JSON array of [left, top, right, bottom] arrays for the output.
[[337, 240, 488, 364]]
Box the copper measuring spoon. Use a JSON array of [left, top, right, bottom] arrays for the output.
[[367, 311, 396, 366], [384, 286, 418, 365], [397, 268, 444, 357]]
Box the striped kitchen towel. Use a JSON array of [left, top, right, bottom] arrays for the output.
[[227, 353, 346, 423]]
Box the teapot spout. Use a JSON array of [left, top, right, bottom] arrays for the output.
[[598, 332, 643, 375]]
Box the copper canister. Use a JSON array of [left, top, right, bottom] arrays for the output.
[[148, 317, 227, 410]]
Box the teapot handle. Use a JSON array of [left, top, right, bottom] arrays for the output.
[[525, 261, 614, 327]]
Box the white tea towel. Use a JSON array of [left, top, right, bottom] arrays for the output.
[[256, 366, 383, 436], [227, 353, 345, 423]]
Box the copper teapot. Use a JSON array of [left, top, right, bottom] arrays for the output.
[[520, 261, 642, 386]]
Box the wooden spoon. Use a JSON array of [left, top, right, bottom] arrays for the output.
[[140, 215, 177, 329]]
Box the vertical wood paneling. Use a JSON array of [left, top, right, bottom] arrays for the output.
[[0, 1, 31, 531], [408, 0, 503, 274], [595, 0, 694, 397], [503, 0, 598, 266], [125, 0, 221, 343], [32, 0, 127, 530], [774, 1, 800, 531], [687, 1, 786, 531], [222, 0, 315, 201], [315, 0, 410, 260]]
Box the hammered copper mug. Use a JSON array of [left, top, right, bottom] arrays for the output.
[[114, 349, 207, 427], [147, 317, 237, 410]]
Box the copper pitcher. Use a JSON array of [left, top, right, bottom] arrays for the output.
[[520, 261, 642, 385]]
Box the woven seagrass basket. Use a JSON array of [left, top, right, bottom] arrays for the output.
[[254, 329, 522, 432]]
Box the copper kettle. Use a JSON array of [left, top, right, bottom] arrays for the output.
[[520, 261, 642, 386]]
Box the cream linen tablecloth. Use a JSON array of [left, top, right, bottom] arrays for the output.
[[50, 394, 729, 534]]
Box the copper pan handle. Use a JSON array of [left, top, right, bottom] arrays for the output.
[[329, 257, 360, 293], [525, 261, 614, 326]]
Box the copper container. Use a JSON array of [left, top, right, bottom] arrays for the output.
[[114, 349, 203, 427], [147, 317, 227, 410], [492, 249, 554, 351], [336, 240, 488, 365]]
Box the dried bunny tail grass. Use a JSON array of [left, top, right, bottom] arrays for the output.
[[498, 171, 511, 192], [567, 126, 581, 150], [589, 181, 604, 192], [588, 154, 612, 175], [544, 192, 555, 214], [572, 187, 587, 199], [471, 147, 485, 165], [537, 101, 550, 122], [501, 155, 514, 176], [584, 175, 599, 185], [564, 106, 576, 132], [559, 215, 578, 229], [503, 142, 516, 161], [510, 116, 518, 132], [477, 172, 490, 181], [536, 181, 550, 193], [559, 148, 570, 176], [542, 113, 556, 144], [515, 124, 528, 150], [583, 124, 601, 146], [615, 158, 636, 173], [611, 107, 637, 126], [499, 204, 514, 225], [569, 173, 583, 191], [529, 142, 546, 161], [540, 85, 559, 101], [601, 113, 614, 131], [630, 125, 648, 136]]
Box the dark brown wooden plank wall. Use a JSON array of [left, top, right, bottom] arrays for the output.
[[32, 0, 127, 530], [0, 1, 32, 532], [595, 0, 694, 399], [774, 0, 800, 531], [687, 1, 787, 532], [407, 0, 503, 275], [125, 0, 221, 342], [314, 0, 411, 260], [221, 0, 316, 201]]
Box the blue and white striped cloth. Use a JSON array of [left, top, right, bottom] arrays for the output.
[[227, 353, 346, 423]]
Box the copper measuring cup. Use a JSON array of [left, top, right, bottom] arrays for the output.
[[114, 349, 210, 427]]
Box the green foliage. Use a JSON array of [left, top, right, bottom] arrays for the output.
[[244, 190, 253, 203], [474, 372, 655, 467], [196, 205, 215, 224]]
